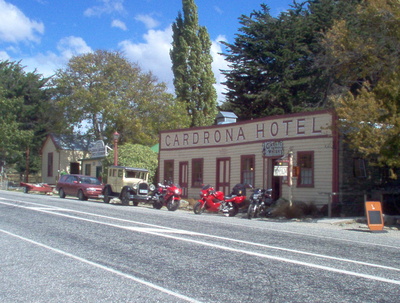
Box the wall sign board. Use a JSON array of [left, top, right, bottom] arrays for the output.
[[274, 166, 288, 177], [365, 201, 384, 231]]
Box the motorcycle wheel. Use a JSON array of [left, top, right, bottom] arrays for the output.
[[153, 200, 163, 209], [193, 202, 205, 214], [247, 203, 258, 219], [166, 198, 180, 211], [226, 202, 239, 217]]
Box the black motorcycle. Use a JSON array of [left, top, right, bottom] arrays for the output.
[[247, 188, 274, 219]]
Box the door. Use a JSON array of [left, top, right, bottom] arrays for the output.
[[216, 158, 230, 195], [179, 161, 188, 198], [65, 175, 78, 195], [70, 162, 80, 174], [267, 158, 281, 201]]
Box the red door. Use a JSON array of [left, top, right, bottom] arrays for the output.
[[216, 158, 230, 195], [179, 162, 188, 198]]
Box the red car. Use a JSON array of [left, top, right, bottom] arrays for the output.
[[56, 174, 104, 201]]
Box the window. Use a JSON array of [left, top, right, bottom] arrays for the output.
[[297, 151, 314, 187], [84, 164, 91, 176], [47, 152, 53, 177], [353, 158, 367, 178], [241, 155, 255, 186], [192, 158, 204, 187], [164, 160, 174, 183]]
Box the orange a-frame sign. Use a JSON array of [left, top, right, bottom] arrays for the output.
[[365, 201, 384, 231]]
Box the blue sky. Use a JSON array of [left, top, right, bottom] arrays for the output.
[[0, 0, 294, 102]]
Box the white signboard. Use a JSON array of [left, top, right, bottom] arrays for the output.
[[263, 141, 284, 157], [89, 140, 107, 158], [274, 166, 288, 177]]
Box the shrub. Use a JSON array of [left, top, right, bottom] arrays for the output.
[[270, 200, 321, 219]]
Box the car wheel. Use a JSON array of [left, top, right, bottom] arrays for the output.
[[78, 189, 87, 201], [121, 188, 130, 205], [59, 188, 66, 198], [103, 187, 111, 203]]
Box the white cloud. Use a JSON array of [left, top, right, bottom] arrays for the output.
[[57, 36, 93, 59], [211, 35, 229, 103], [111, 19, 127, 31], [0, 0, 44, 43], [119, 26, 228, 103], [214, 6, 223, 15], [119, 26, 173, 89], [0, 50, 10, 61], [134, 14, 160, 29], [15, 36, 93, 77], [84, 0, 125, 17]]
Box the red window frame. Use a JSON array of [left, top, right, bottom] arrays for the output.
[[47, 152, 53, 177], [297, 151, 314, 187], [191, 158, 204, 188], [163, 160, 174, 183], [240, 155, 255, 186]]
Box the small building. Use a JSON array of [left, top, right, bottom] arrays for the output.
[[158, 110, 340, 207], [41, 133, 90, 184], [80, 140, 109, 181], [215, 111, 238, 125]]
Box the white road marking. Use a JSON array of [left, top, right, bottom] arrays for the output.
[[0, 228, 202, 303], [1, 198, 400, 286]]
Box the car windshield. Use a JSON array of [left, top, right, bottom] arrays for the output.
[[79, 177, 101, 185]]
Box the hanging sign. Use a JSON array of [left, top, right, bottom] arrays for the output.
[[89, 140, 107, 158], [274, 165, 288, 177], [263, 141, 284, 157]]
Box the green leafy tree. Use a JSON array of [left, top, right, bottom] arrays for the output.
[[326, 0, 400, 169], [170, 0, 217, 127], [52, 50, 189, 146], [0, 60, 52, 180], [221, 1, 359, 120], [0, 90, 31, 166], [102, 143, 158, 183], [319, 0, 400, 96]]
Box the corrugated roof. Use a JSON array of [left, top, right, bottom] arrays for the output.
[[50, 133, 91, 151], [216, 111, 238, 119]]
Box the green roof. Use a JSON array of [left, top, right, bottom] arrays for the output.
[[150, 143, 159, 153]]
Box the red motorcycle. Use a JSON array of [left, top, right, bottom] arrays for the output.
[[193, 184, 249, 217], [225, 183, 249, 215], [152, 182, 182, 211]]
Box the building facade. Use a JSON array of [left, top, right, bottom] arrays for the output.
[[158, 110, 338, 206], [41, 134, 90, 184]]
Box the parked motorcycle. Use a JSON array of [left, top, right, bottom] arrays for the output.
[[193, 184, 249, 217], [225, 183, 250, 215], [152, 182, 182, 211], [247, 188, 274, 219]]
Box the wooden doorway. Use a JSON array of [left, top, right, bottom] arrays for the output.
[[216, 158, 230, 195], [179, 161, 188, 198]]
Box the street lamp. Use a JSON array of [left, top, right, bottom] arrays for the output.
[[113, 131, 120, 166]]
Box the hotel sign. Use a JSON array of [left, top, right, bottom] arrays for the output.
[[160, 112, 331, 150]]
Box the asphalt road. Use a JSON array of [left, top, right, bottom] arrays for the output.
[[1, 190, 399, 302]]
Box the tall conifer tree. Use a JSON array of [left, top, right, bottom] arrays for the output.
[[170, 0, 217, 127]]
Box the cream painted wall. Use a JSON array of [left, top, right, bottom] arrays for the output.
[[159, 111, 336, 205]]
